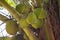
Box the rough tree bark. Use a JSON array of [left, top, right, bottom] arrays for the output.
[[39, 0, 60, 40]]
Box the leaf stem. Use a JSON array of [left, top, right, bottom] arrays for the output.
[[23, 27, 39, 40], [0, 0, 20, 21], [44, 20, 51, 40], [0, 14, 9, 22]]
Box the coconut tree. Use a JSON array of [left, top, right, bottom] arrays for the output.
[[0, 0, 60, 40]]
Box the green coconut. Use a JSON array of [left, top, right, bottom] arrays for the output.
[[26, 12, 37, 24], [19, 19, 28, 28], [34, 8, 47, 19], [6, 20, 18, 35], [26, 12, 43, 29], [16, 4, 30, 14]]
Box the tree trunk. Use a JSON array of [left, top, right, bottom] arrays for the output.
[[39, 0, 60, 40]]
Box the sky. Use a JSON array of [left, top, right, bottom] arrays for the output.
[[0, 7, 13, 37]]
